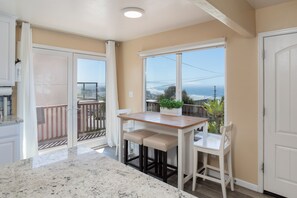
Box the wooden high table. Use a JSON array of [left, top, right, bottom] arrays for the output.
[[118, 111, 208, 190]]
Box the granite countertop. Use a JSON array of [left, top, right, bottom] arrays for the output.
[[0, 146, 196, 198], [0, 115, 23, 126]]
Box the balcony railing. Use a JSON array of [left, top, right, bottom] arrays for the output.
[[77, 101, 106, 134], [37, 101, 106, 149], [146, 100, 208, 118]]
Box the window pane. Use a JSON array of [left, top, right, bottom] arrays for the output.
[[146, 54, 176, 111], [77, 59, 106, 102], [182, 47, 225, 132]]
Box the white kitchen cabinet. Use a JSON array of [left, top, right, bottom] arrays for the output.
[[0, 123, 21, 165], [0, 14, 16, 86]]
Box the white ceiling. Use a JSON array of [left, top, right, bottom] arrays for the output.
[[0, 0, 214, 41], [246, 0, 293, 9], [0, 0, 292, 41]]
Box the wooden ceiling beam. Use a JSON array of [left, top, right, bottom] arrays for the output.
[[189, 0, 256, 37]]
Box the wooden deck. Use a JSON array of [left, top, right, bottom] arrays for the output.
[[38, 130, 106, 150], [37, 101, 106, 150]]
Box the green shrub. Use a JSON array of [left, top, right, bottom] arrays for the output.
[[159, 99, 184, 109], [203, 99, 224, 133]]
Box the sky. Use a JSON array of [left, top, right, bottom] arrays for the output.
[[146, 47, 225, 90], [77, 59, 106, 85]]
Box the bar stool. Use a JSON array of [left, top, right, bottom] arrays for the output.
[[123, 129, 156, 172], [143, 134, 178, 183], [192, 122, 234, 198]]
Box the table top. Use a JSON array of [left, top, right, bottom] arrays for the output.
[[118, 111, 208, 129], [0, 146, 195, 198]]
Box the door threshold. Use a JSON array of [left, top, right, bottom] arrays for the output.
[[264, 190, 286, 198]]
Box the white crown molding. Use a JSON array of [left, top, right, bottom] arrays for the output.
[[138, 37, 226, 57]]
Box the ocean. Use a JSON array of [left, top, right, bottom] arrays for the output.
[[147, 85, 224, 101]]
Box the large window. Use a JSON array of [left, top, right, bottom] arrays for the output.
[[144, 45, 225, 133], [146, 54, 176, 111]]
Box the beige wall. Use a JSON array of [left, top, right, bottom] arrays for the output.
[[117, 20, 259, 184], [16, 26, 105, 53], [256, 0, 297, 33]]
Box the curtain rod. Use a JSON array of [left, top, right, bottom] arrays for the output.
[[16, 20, 30, 27], [105, 40, 120, 47]]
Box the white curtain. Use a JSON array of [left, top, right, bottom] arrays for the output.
[[17, 23, 38, 159], [105, 41, 119, 147]]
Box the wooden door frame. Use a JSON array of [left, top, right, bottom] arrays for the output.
[[258, 26, 297, 193]]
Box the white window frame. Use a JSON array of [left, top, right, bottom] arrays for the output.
[[141, 38, 227, 123]]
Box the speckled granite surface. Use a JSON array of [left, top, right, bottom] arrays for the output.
[[0, 146, 195, 198], [0, 116, 23, 126]]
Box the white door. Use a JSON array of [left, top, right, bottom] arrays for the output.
[[264, 33, 297, 198], [33, 48, 74, 149], [73, 54, 107, 147]]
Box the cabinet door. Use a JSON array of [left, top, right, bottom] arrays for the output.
[[0, 124, 21, 165], [0, 136, 19, 165], [0, 15, 15, 86]]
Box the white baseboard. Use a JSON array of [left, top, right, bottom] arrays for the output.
[[208, 169, 258, 192], [234, 177, 258, 192]]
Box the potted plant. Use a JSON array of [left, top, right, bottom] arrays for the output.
[[159, 99, 184, 116]]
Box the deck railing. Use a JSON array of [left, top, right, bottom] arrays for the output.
[[37, 104, 68, 142], [146, 101, 208, 118], [77, 101, 106, 134], [37, 101, 106, 143]]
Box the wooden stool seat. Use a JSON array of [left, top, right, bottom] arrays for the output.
[[124, 129, 156, 145], [143, 134, 178, 152], [143, 134, 178, 183], [123, 129, 156, 172]]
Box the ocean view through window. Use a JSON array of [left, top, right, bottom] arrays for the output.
[[145, 46, 225, 133]]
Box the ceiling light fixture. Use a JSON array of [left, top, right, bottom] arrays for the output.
[[122, 7, 144, 19]]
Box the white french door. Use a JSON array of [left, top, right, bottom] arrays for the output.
[[264, 32, 297, 198], [33, 48, 74, 148], [73, 54, 106, 147], [33, 47, 107, 150]]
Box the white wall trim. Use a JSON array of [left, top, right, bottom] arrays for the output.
[[258, 31, 265, 194], [208, 169, 258, 192], [33, 43, 106, 57], [142, 58, 147, 112], [138, 38, 226, 57], [257, 26, 297, 193]]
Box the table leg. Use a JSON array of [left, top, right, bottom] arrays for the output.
[[188, 129, 194, 175], [178, 129, 184, 190], [118, 118, 124, 162]]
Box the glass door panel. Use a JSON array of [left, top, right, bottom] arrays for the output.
[[74, 55, 106, 145], [33, 48, 72, 150]]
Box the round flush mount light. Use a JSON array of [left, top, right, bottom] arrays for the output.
[[122, 7, 144, 18]]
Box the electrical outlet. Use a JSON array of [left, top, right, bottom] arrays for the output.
[[129, 91, 134, 98]]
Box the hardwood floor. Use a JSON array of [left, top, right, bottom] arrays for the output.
[[99, 146, 274, 198]]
